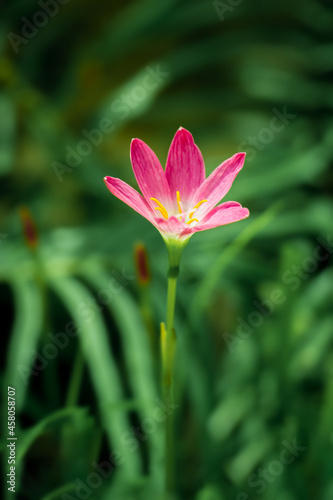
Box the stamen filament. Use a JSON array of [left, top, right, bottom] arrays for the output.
[[150, 198, 169, 219], [189, 199, 207, 218], [176, 191, 182, 220], [186, 218, 198, 225], [155, 207, 168, 219], [176, 191, 182, 214]]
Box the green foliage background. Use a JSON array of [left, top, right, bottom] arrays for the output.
[[1, 0, 333, 499]]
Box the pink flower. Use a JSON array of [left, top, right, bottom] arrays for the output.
[[104, 128, 249, 241]]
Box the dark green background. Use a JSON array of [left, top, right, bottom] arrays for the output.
[[1, 0, 333, 499]]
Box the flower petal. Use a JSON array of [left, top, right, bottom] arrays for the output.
[[165, 128, 205, 205], [193, 153, 246, 218], [156, 215, 186, 236], [193, 201, 249, 232], [104, 176, 155, 223], [130, 138, 172, 209]]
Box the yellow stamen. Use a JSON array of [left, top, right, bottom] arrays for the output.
[[176, 191, 182, 214], [150, 197, 168, 219], [189, 199, 207, 219], [186, 218, 198, 225], [176, 191, 183, 220]]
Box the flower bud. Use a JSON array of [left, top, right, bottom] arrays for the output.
[[134, 242, 150, 285], [19, 206, 38, 250]]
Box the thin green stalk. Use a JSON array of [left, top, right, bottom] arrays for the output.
[[161, 271, 178, 493], [164, 379, 175, 493], [166, 276, 177, 336], [160, 237, 187, 493]]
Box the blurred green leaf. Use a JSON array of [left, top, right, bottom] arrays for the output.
[[3, 278, 43, 412], [50, 277, 142, 480], [84, 265, 164, 490]]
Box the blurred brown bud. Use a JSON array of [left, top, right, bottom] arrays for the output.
[[19, 206, 38, 250], [134, 242, 150, 286]]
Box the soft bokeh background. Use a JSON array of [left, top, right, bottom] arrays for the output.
[[1, 0, 333, 499]]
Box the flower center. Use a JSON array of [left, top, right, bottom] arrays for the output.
[[150, 192, 207, 225]]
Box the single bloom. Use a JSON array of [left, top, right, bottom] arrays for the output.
[[104, 128, 249, 241]]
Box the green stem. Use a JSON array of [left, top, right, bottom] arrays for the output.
[[162, 271, 179, 493], [164, 380, 175, 493], [166, 275, 177, 336], [161, 237, 187, 493]]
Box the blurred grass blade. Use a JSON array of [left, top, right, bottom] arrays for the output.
[[0, 93, 15, 175], [190, 202, 284, 321], [2, 277, 43, 500], [41, 482, 77, 500], [3, 278, 43, 412], [50, 277, 142, 479], [83, 266, 164, 489], [16, 407, 90, 463]]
